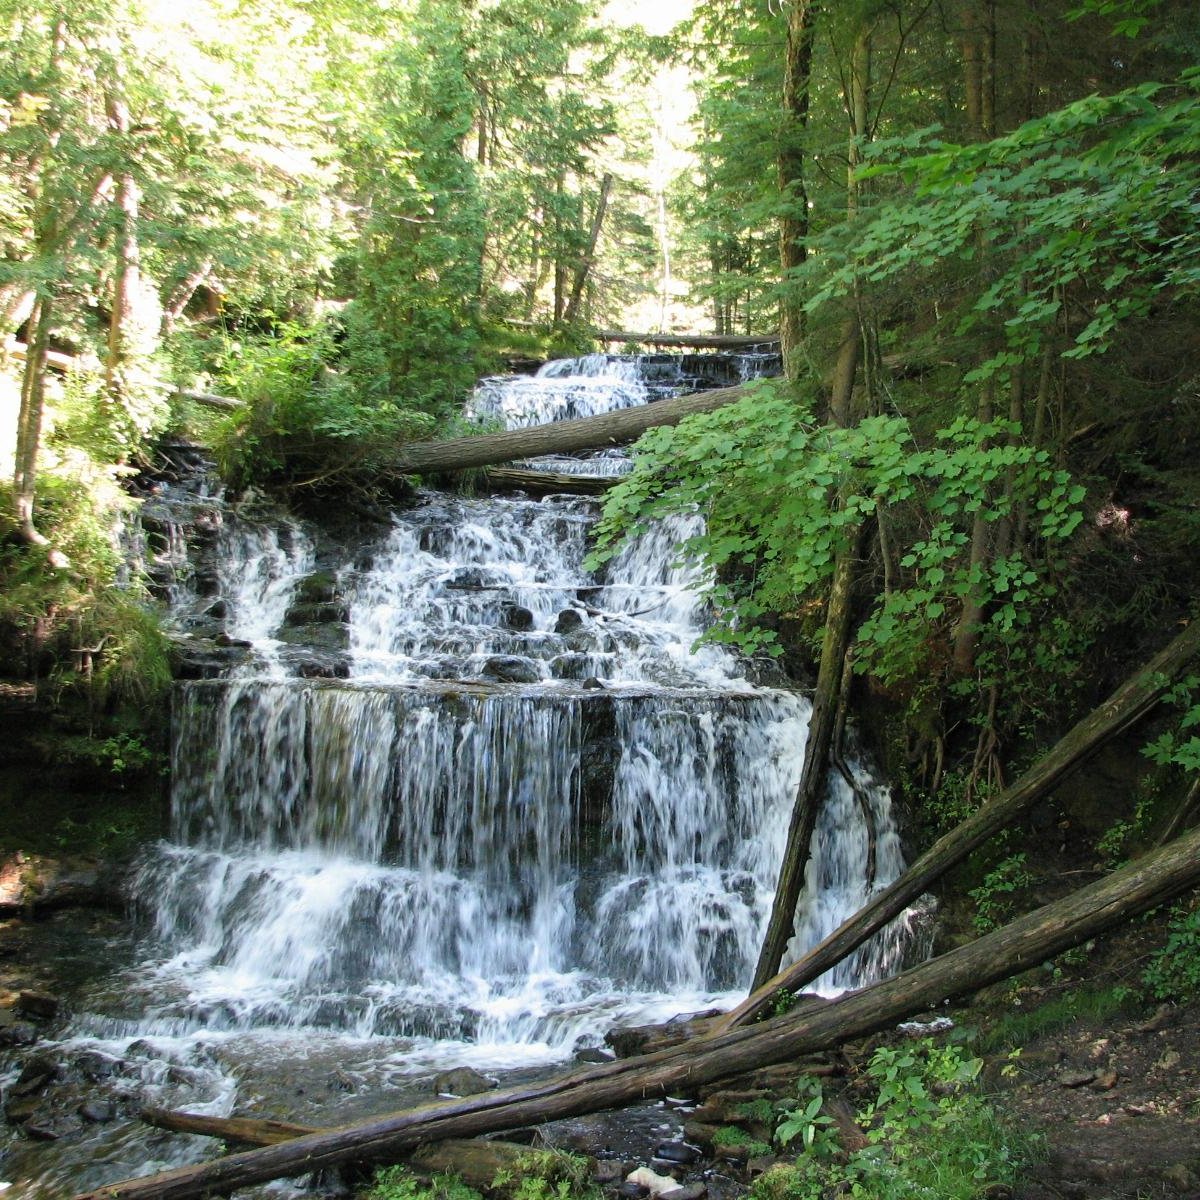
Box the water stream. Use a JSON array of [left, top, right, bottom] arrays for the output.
[[0, 351, 923, 1197]]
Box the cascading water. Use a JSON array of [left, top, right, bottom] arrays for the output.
[[0, 351, 923, 1197]]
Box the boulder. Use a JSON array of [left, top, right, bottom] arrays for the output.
[[480, 656, 541, 685], [432, 1066, 497, 1097]]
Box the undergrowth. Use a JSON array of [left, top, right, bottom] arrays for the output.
[[365, 1148, 598, 1200], [757, 1040, 1040, 1200]]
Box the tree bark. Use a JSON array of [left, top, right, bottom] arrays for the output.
[[716, 616, 1200, 1029], [751, 527, 862, 990], [390, 384, 749, 477], [104, 94, 141, 414], [13, 296, 54, 545], [778, 1, 817, 383], [562, 174, 613, 326], [75, 822, 1200, 1200]]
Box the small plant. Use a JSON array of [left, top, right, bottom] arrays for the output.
[[769, 988, 797, 1017], [1142, 903, 1200, 1002], [969, 853, 1034, 934], [366, 1168, 484, 1200], [751, 1039, 1038, 1200], [711, 1125, 773, 1158], [775, 1082, 838, 1157], [492, 1149, 596, 1200]]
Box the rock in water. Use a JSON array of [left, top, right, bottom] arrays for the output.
[[432, 1066, 497, 1097], [626, 1167, 681, 1197]]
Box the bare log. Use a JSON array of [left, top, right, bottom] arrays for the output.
[[479, 467, 617, 496], [391, 384, 748, 477], [172, 388, 243, 412], [717, 617, 1200, 1030], [593, 330, 780, 350], [141, 1108, 314, 1146], [140, 1110, 553, 1188], [74, 823, 1200, 1200]]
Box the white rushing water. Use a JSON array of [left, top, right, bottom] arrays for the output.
[[2, 352, 923, 1197]]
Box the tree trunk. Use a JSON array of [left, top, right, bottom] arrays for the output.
[[13, 296, 53, 546], [160, 261, 213, 338], [562, 174, 613, 326], [716, 615, 1200, 1029], [75, 822, 1200, 1200], [751, 526, 862, 990], [390, 383, 749, 477], [752, 12, 873, 991], [104, 94, 141, 415], [778, 1, 816, 382]]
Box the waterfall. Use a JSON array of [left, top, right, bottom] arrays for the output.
[[1, 350, 923, 1198], [129, 350, 915, 1055]]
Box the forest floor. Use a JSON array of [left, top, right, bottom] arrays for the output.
[[983, 988, 1200, 1199]]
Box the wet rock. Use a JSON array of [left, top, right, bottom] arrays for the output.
[[23, 1114, 79, 1141], [10, 1054, 60, 1097], [283, 601, 348, 628], [0, 1021, 38, 1047], [652, 1142, 701, 1166], [294, 571, 339, 606], [554, 609, 585, 635], [215, 632, 253, 648], [479, 656, 541, 684], [581, 677, 605, 690], [593, 1160, 629, 1185], [659, 1185, 706, 1200], [292, 650, 351, 679], [4, 1095, 41, 1125], [78, 1100, 116, 1123], [747, 1155, 779, 1177], [548, 653, 596, 681], [625, 1167, 679, 1197], [433, 1066, 496, 1097], [445, 568, 492, 590], [575, 1047, 615, 1065], [617, 1182, 647, 1198], [681, 1121, 721, 1149], [16, 990, 60, 1020], [501, 604, 535, 632], [74, 1050, 119, 1081]]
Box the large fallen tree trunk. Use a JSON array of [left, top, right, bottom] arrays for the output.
[[141, 1111, 552, 1190], [391, 384, 748, 477], [479, 467, 617, 496], [717, 617, 1200, 1030], [75, 822, 1200, 1200], [593, 330, 780, 350]]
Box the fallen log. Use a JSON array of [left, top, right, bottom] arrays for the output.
[[593, 330, 780, 350], [717, 617, 1200, 1030], [141, 1108, 313, 1146], [75, 822, 1200, 1200], [479, 467, 617, 496], [141, 1111, 555, 1190], [391, 384, 748, 477], [172, 388, 243, 412]]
